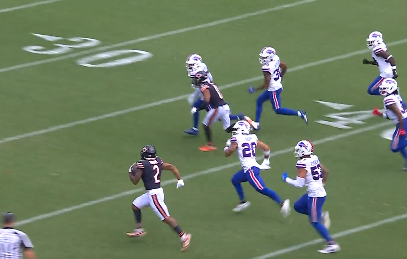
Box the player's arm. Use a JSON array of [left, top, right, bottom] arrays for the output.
[[162, 162, 182, 180], [257, 140, 270, 161], [21, 233, 36, 259], [256, 71, 271, 91], [23, 248, 36, 259], [372, 108, 389, 120], [201, 85, 211, 105], [376, 51, 398, 78], [283, 168, 306, 188], [279, 62, 287, 78], [129, 164, 143, 185], [321, 163, 329, 184], [362, 58, 378, 66], [224, 141, 238, 157], [386, 103, 404, 131]]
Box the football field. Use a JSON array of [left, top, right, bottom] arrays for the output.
[[1, 0, 407, 258]]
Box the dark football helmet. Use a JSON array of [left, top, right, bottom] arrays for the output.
[[192, 71, 208, 86], [140, 145, 157, 160]]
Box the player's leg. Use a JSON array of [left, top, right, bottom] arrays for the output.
[[293, 193, 309, 215], [246, 166, 290, 216], [199, 108, 218, 151], [307, 197, 340, 254], [149, 191, 191, 252], [255, 90, 270, 124], [229, 113, 245, 121], [389, 123, 407, 168], [269, 89, 308, 124], [185, 99, 204, 136], [231, 169, 250, 211], [367, 76, 384, 95], [127, 193, 150, 237]]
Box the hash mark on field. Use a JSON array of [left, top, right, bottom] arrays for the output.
[[15, 121, 391, 226], [0, 0, 62, 13], [0, 0, 317, 73], [0, 39, 405, 145]]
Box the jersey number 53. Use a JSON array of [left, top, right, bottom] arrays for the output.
[[310, 164, 322, 180]]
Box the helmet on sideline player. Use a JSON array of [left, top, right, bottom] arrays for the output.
[[185, 54, 203, 75], [379, 78, 398, 96], [294, 140, 314, 158], [366, 31, 383, 49], [259, 47, 277, 66], [140, 145, 156, 160]]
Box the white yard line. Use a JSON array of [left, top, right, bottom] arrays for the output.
[[0, 0, 62, 13], [1, 39, 406, 145], [251, 213, 407, 258], [0, 0, 317, 73], [15, 121, 391, 226]]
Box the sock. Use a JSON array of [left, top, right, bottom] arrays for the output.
[[274, 108, 300, 116], [173, 225, 185, 237], [260, 187, 282, 204], [311, 222, 333, 242], [203, 125, 212, 143], [133, 209, 142, 228], [400, 148, 407, 160], [255, 103, 263, 122], [233, 182, 245, 201], [229, 114, 238, 120], [193, 111, 199, 128]]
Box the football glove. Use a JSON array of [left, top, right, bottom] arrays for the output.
[[248, 86, 255, 94], [281, 172, 288, 182], [362, 58, 370, 64], [372, 108, 383, 117], [176, 179, 184, 189]]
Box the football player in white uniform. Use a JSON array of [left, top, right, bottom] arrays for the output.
[[282, 140, 340, 254], [224, 121, 290, 216], [363, 31, 400, 97], [248, 47, 308, 129], [184, 54, 245, 136], [372, 79, 407, 169]]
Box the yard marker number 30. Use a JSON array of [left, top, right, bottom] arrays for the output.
[[23, 33, 152, 68]]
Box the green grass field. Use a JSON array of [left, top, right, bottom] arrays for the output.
[[1, 0, 407, 258]]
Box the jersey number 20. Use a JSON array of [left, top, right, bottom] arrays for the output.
[[242, 142, 257, 157]]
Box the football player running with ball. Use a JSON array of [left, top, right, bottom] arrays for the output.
[[282, 140, 340, 254], [372, 79, 407, 169], [224, 120, 290, 216], [127, 145, 191, 252], [248, 47, 308, 130]]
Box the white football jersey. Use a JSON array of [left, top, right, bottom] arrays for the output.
[[383, 94, 407, 124], [296, 155, 326, 197], [188, 63, 213, 82], [230, 133, 259, 171], [372, 43, 393, 78], [262, 55, 282, 91]]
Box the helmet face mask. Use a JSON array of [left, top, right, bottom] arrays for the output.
[[259, 47, 276, 65], [192, 71, 208, 86], [232, 121, 251, 135], [185, 54, 203, 75], [366, 31, 383, 49], [379, 79, 398, 96]]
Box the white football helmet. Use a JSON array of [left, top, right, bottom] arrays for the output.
[[232, 120, 251, 135], [294, 140, 314, 158], [366, 31, 383, 49], [259, 47, 277, 65], [186, 54, 203, 75], [379, 78, 398, 96]]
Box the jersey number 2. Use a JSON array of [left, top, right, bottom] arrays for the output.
[[242, 142, 257, 157], [153, 165, 160, 183]]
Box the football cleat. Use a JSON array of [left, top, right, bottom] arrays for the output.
[[318, 243, 340, 254], [232, 201, 251, 212], [244, 116, 258, 130], [280, 199, 291, 217], [299, 110, 308, 125], [199, 145, 217, 152], [180, 233, 192, 252], [184, 127, 199, 136], [126, 228, 146, 237]]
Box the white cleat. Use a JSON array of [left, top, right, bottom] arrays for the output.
[[259, 163, 270, 170], [321, 211, 331, 229], [280, 199, 291, 217], [244, 116, 259, 130], [233, 201, 251, 212], [318, 243, 340, 254]]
